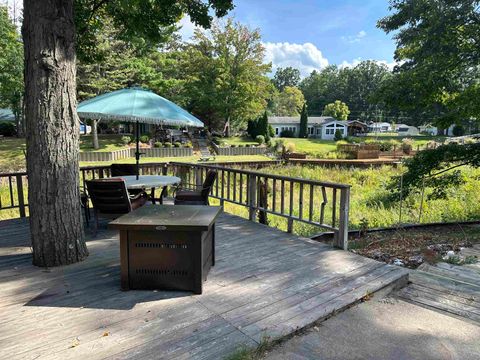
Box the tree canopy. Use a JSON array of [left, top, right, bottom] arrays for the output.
[[272, 67, 301, 91], [270, 86, 305, 116], [378, 0, 480, 127], [183, 19, 271, 131], [0, 6, 23, 125], [300, 61, 393, 122], [323, 100, 350, 120]]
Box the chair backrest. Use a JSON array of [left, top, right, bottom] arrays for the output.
[[110, 163, 137, 177], [86, 178, 132, 214], [201, 170, 217, 198]]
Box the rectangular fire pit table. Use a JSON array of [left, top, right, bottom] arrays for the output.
[[109, 205, 222, 294]]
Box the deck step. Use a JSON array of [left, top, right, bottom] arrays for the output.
[[398, 263, 480, 325]]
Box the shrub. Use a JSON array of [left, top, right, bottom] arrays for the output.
[[0, 121, 16, 136], [212, 136, 222, 145], [285, 142, 296, 153], [334, 129, 343, 141], [266, 138, 275, 148], [268, 125, 275, 138], [280, 129, 295, 138], [184, 141, 193, 148], [163, 142, 173, 148], [120, 136, 131, 145], [173, 142, 181, 148], [255, 135, 265, 145], [401, 138, 414, 154], [154, 141, 162, 148], [139, 135, 150, 144]]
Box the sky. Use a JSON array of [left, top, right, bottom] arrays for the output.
[[4, 0, 397, 77], [180, 0, 398, 76]]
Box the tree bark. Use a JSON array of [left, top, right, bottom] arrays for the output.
[[22, 0, 88, 267], [92, 119, 99, 149]]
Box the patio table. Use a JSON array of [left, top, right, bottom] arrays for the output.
[[109, 205, 222, 294], [116, 175, 181, 204]]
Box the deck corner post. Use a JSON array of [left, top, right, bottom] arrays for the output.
[[287, 218, 293, 233], [335, 187, 350, 250], [248, 174, 257, 222]]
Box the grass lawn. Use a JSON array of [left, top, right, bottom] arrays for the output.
[[79, 134, 129, 152], [225, 136, 337, 157], [0, 137, 26, 173], [362, 134, 447, 147]]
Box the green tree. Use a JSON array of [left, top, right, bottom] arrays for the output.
[[300, 61, 392, 122], [184, 19, 271, 133], [0, 6, 23, 135], [23, 0, 234, 267], [299, 103, 308, 138], [378, 0, 480, 126], [273, 67, 301, 91], [323, 100, 350, 120], [272, 86, 305, 116]]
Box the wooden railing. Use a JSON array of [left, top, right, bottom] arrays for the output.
[[168, 162, 350, 249], [0, 160, 351, 249]]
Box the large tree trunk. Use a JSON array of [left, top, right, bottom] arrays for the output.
[[22, 0, 88, 267]]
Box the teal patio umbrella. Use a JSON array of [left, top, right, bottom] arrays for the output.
[[77, 87, 204, 179]]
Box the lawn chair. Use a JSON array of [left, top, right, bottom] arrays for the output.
[[86, 178, 148, 235], [174, 169, 217, 205]]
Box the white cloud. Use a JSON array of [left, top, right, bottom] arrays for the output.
[[341, 30, 367, 44], [263, 42, 329, 78], [339, 57, 398, 71]]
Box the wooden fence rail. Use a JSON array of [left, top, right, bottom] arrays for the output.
[[0, 160, 350, 249]]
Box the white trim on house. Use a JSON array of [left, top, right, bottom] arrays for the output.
[[268, 116, 348, 140]]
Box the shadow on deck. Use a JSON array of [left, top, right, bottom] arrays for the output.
[[0, 213, 408, 360]]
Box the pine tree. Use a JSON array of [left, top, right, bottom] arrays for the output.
[[299, 103, 308, 138], [259, 111, 270, 140]]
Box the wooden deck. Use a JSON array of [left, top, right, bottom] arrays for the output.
[[0, 213, 407, 360]]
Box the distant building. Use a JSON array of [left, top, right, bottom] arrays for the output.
[[0, 108, 15, 122], [395, 124, 420, 136], [268, 116, 351, 140], [419, 124, 438, 136], [368, 122, 392, 133]]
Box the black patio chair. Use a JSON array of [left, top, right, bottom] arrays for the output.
[[86, 178, 148, 235], [174, 169, 217, 205]]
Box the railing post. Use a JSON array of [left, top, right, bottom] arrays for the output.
[[287, 218, 293, 233], [335, 187, 350, 250], [248, 174, 257, 221], [16, 175, 26, 218]]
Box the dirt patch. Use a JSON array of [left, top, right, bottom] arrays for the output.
[[348, 224, 480, 268]]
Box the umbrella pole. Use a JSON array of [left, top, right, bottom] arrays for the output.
[[135, 120, 140, 180]]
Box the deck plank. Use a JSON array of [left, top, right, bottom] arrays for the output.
[[0, 213, 406, 360]]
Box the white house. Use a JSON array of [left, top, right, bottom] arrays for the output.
[[368, 122, 392, 133], [396, 124, 420, 136], [268, 116, 348, 140], [419, 124, 438, 136]]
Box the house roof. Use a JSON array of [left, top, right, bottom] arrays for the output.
[[268, 116, 337, 125]]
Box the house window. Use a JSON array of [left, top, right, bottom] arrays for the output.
[[308, 127, 314, 135], [275, 127, 279, 135], [339, 128, 344, 135], [316, 128, 321, 135]]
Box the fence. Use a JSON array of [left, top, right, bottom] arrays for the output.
[[0, 160, 351, 249], [79, 147, 193, 162], [215, 146, 267, 156]]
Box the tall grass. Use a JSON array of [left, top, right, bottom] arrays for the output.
[[214, 164, 480, 237]]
